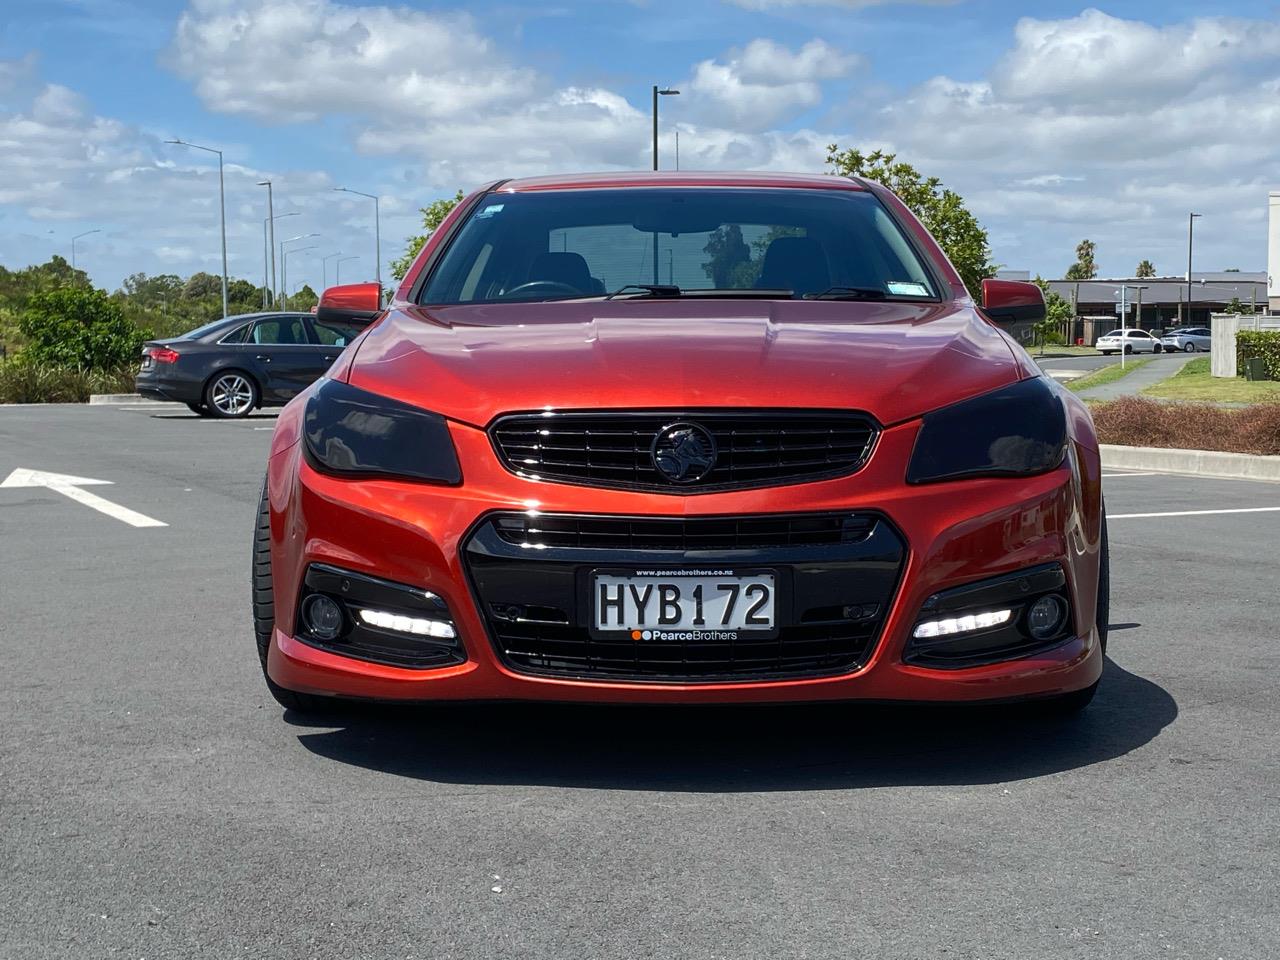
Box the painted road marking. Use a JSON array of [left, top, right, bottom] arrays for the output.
[[0, 469, 167, 528], [1108, 506, 1280, 520], [1101, 472, 1159, 478]]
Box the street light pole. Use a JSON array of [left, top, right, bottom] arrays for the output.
[[281, 246, 317, 309], [167, 138, 228, 318], [334, 188, 381, 298], [321, 252, 341, 290], [70, 229, 100, 270], [651, 86, 679, 171], [336, 256, 359, 285], [1187, 212, 1202, 326], [257, 180, 277, 307], [262, 212, 300, 309]]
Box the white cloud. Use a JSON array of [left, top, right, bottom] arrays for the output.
[[725, 0, 957, 9], [687, 39, 860, 130], [170, 0, 531, 123], [864, 10, 1280, 275]]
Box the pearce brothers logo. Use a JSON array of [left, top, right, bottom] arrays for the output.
[[650, 422, 717, 483]]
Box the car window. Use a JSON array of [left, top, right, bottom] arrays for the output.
[[1103, 330, 1121, 337], [1193, 328, 1212, 336], [252, 317, 308, 345], [422, 187, 939, 304], [219, 323, 252, 344], [310, 318, 363, 347]]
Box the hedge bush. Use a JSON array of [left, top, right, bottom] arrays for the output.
[[1092, 396, 1280, 456], [16, 286, 144, 370], [1237, 330, 1280, 380], [0, 359, 135, 404]]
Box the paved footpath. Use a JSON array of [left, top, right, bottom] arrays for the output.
[[1076, 352, 1196, 401]]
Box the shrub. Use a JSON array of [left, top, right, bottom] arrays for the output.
[[1236, 330, 1280, 379], [1091, 396, 1280, 456], [0, 358, 135, 404], [16, 286, 144, 370]]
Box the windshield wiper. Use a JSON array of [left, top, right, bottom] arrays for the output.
[[804, 286, 888, 301], [604, 283, 682, 300]]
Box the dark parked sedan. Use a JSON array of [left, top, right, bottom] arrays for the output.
[[134, 311, 368, 417]]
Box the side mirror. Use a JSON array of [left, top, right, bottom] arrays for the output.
[[981, 279, 1046, 324], [316, 282, 383, 326]]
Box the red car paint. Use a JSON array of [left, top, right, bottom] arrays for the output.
[[263, 172, 1103, 706]]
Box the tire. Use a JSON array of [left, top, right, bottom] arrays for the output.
[[1153, 344, 1162, 354], [205, 370, 258, 419], [1123, 345, 1133, 355], [186, 402, 212, 417], [1100, 351, 1112, 356], [252, 477, 330, 713], [1183, 342, 1196, 353]]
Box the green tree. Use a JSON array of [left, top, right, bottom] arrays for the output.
[[701, 225, 752, 288], [289, 285, 320, 312], [825, 146, 995, 299], [182, 272, 223, 300], [1065, 239, 1097, 280], [392, 190, 465, 280], [1031, 276, 1074, 352], [1224, 297, 1250, 315], [17, 286, 143, 369], [1135, 259, 1156, 278]]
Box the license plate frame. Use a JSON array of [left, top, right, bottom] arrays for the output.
[[584, 567, 783, 642]]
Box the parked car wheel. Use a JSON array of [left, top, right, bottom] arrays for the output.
[[1153, 344, 1162, 353], [1184, 342, 1197, 353], [1100, 350, 1113, 356], [205, 370, 258, 419], [1123, 345, 1133, 355]]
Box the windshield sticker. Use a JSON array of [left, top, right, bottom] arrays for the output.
[[887, 281, 929, 297], [476, 203, 505, 219]]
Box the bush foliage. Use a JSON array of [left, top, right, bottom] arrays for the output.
[[1092, 396, 1280, 456], [17, 286, 144, 369], [1236, 330, 1280, 380], [0, 359, 135, 404]]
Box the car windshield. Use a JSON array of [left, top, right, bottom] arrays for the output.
[[420, 187, 939, 304]]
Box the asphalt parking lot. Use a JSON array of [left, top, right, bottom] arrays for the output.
[[3, 401, 1278, 959]]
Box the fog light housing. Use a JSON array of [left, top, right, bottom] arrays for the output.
[[1026, 594, 1067, 641], [302, 594, 343, 641]]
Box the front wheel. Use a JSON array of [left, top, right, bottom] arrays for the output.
[[1184, 342, 1196, 353], [1100, 350, 1112, 356], [205, 370, 258, 419], [252, 478, 331, 714], [1153, 344, 1162, 353]]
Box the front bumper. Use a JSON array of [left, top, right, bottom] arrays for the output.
[[265, 417, 1104, 705]]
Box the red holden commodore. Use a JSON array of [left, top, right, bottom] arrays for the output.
[[253, 171, 1108, 715]]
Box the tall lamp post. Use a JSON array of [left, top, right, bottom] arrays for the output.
[[167, 138, 228, 318], [335, 255, 360, 285], [71, 229, 100, 270], [281, 234, 319, 309], [321, 252, 341, 290], [334, 187, 381, 298], [651, 86, 679, 171], [257, 181, 277, 306], [261, 211, 299, 308], [281, 246, 317, 309], [1186, 213, 1202, 326]]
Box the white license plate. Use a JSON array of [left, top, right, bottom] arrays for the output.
[[591, 570, 777, 640]]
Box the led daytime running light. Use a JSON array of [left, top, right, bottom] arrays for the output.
[[913, 608, 1012, 639]]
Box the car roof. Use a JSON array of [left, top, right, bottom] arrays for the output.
[[497, 171, 867, 193]]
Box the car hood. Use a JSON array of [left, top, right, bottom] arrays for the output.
[[346, 299, 1026, 428]]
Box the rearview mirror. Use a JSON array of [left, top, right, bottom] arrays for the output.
[[980, 279, 1046, 324], [316, 282, 383, 326]]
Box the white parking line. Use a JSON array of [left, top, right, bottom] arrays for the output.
[[1108, 506, 1280, 520], [1101, 472, 1159, 478]]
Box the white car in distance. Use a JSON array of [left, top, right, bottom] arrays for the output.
[[1096, 329, 1163, 355]]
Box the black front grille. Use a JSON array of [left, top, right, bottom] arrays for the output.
[[464, 511, 906, 683], [490, 411, 877, 493], [492, 513, 877, 551]]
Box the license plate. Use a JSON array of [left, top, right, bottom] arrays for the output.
[[590, 569, 777, 640]]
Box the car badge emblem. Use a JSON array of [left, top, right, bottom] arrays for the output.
[[651, 422, 718, 483]]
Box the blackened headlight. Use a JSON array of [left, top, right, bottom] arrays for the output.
[[303, 379, 462, 484], [907, 377, 1066, 484]]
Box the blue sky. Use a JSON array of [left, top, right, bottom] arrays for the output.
[[3, 0, 1279, 292]]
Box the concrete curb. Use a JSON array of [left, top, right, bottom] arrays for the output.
[[1101, 444, 1280, 482], [88, 394, 175, 405]]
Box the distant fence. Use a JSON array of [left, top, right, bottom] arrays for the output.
[[1211, 313, 1280, 377]]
